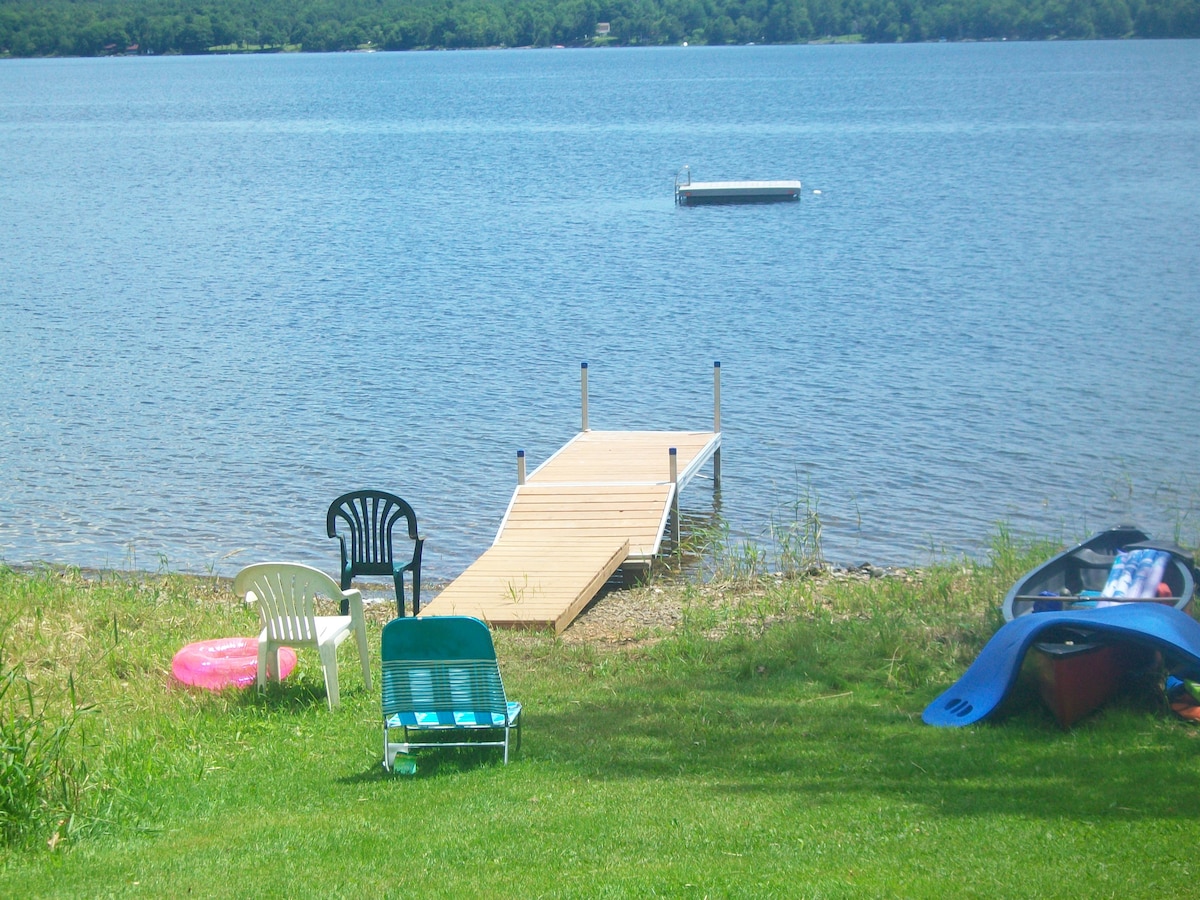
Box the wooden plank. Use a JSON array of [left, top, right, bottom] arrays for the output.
[[421, 538, 628, 633], [528, 431, 718, 487], [498, 482, 675, 559]]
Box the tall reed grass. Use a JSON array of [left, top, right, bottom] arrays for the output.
[[0, 657, 91, 848], [682, 481, 826, 582], [0, 565, 253, 850]]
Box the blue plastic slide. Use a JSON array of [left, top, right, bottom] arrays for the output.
[[922, 604, 1200, 727]]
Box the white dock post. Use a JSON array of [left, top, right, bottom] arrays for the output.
[[517, 449, 526, 485], [713, 361, 722, 490], [581, 362, 589, 432], [669, 447, 679, 544]]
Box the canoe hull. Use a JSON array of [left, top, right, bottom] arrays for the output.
[[1003, 526, 1195, 620], [1032, 633, 1155, 728], [1004, 526, 1196, 726]]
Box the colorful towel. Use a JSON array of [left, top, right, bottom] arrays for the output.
[[1101, 549, 1170, 599]]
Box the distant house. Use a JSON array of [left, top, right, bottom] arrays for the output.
[[596, 23, 611, 36]]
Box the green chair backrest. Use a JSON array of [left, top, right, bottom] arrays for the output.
[[327, 490, 419, 583], [381, 616, 507, 720]]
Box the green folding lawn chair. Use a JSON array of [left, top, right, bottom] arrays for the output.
[[381, 616, 522, 770]]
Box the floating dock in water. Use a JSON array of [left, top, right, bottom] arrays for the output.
[[675, 166, 801, 205], [421, 363, 722, 633]]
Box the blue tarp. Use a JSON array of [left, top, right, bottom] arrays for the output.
[[922, 604, 1200, 727]]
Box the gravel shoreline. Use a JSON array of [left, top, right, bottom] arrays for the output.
[[554, 562, 918, 644]]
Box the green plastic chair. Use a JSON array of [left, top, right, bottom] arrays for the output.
[[327, 490, 425, 617], [381, 616, 522, 770]]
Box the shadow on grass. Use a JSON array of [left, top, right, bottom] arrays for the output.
[[339, 741, 519, 784], [226, 673, 375, 715], [521, 631, 1200, 823]]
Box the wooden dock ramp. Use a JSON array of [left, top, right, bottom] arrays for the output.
[[421, 366, 723, 633], [419, 535, 630, 633]]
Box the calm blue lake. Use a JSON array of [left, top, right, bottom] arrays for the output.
[[2, 41, 1198, 585]]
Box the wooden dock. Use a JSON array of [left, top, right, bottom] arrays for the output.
[[675, 166, 802, 205], [420, 365, 722, 633]]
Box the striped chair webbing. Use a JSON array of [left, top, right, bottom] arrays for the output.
[[382, 658, 511, 727], [384, 705, 521, 729]]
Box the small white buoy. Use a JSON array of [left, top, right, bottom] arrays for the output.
[[813, 189, 821, 195]]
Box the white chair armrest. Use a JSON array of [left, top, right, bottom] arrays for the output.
[[342, 588, 364, 617]]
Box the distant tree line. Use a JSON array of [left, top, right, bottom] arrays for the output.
[[1, 0, 1197, 57]]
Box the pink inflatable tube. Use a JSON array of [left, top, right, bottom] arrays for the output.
[[172, 638, 297, 690]]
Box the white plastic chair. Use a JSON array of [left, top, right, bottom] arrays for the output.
[[233, 562, 372, 710]]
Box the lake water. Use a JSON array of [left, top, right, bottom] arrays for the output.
[[2, 41, 1198, 587]]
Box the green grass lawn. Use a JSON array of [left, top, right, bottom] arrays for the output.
[[3, 532, 1199, 897]]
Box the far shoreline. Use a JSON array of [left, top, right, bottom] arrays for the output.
[[4, 34, 1185, 63]]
